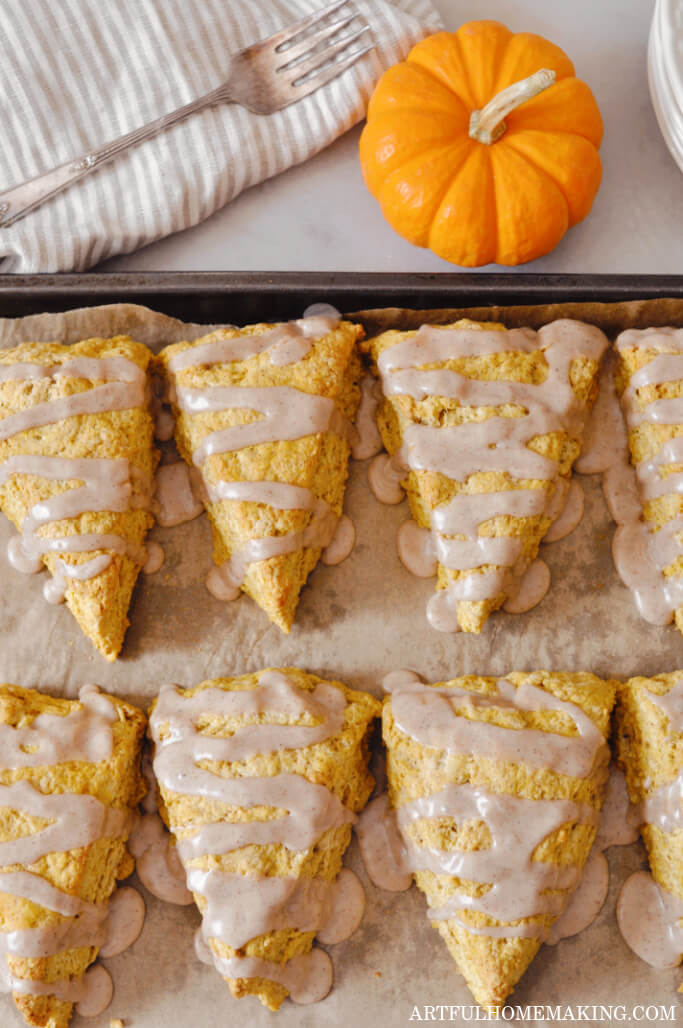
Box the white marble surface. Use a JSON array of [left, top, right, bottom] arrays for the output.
[[100, 0, 683, 275]]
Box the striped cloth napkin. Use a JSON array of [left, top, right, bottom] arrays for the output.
[[0, 0, 442, 273]]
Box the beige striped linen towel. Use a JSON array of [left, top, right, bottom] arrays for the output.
[[0, 0, 442, 273]]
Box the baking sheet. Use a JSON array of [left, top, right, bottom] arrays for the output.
[[0, 285, 682, 1028]]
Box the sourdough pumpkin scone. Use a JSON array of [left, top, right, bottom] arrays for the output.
[[379, 670, 616, 1009], [149, 667, 380, 1010], [0, 337, 159, 660], [0, 683, 146, 1028], [158, 314, 362, 632], [362, 319, 608, 632], [615, 673, 683, 965], [613, 328, 683, 632]]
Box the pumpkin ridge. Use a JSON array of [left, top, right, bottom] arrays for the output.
[[491, 32, 576, 94], [386, 140, 475, 247], [430, 147, 498, 265], [508, 121, 602, 147], [404, 58, 472, 110], [450, 30, 478, 110], [454, 20, 514, 110], [489, 144, 568, 264], [501, 136, 574, 214], [503, 130, 601, 227]]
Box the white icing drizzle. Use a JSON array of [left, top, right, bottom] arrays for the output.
[[0, 356, 146, 442], [203, 482, 346, 590], [149, 670, 365, 1003], [352, 376, 383, 460], [607, 329, 683, 624], [501, 558, 551, 614], [617, 871, 683, 968], [546, 766, 639, 945], [574, 353, 625, 475], [0, 353, 154, 603], [368, 453, 405, 505], [358, 673, 607, 942], [142, 541, 164, 574], [164, 316, 357, 602], [154, 462, 204, 528], [639, 676, 683, 834], [205, 564, 242, 603], [204, 944, 334, 1006], [371, 320, 607, 630], [615, 677, 683, 965], [178, 386, 353, 465], [397, 520, 437, 578], [0, 960, 114, 1018], [646, 676, 683, 733], [127, 743, 193, 907], [0, 685, 142, 1010], [386, 675, 606, 778], [167, 316, 338, 375], [321, 514, 355, 566], [543, 479, 585, 543]]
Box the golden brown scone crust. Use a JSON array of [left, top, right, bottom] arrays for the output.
[[362, 320, 603, 633], [0, 683, 146, 1028], [615, 673, 683, 900], [157, 321, 362, 632], [615, 336, 683, 636], [151, 667, 380, 1010], [0, 337, 158, 661], [383, 671, 616, 1010]]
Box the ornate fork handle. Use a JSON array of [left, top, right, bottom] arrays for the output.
[[0, 83, 229, 227]]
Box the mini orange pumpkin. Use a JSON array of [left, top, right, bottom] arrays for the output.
[[359, 21, 604, 267]]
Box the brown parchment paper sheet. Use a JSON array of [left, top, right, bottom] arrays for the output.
[[0, 297, 681, 1028]]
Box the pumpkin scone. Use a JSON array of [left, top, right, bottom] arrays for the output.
[[362, 318, 608, 633], [615, 673, 683, 966], [612, 328, 683, 633], [157, 313, 362, 632], [0, 336, 158, 661], [0, 683, 147, 1028], [360, 670, 615, 1009], [148, 667, 380, 1010]]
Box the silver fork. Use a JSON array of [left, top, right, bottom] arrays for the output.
[[0, 0, 373, 228]]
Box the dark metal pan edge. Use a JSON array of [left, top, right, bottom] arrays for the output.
[[0, 271, 681, 323]]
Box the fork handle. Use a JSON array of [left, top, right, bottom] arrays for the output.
[[0, 84, 229, 228]]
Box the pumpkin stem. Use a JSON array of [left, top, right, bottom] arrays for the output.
[[469, 69, 556, 145]]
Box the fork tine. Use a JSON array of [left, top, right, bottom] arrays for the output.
[[256, 0, 351, 53], [285, 26, 371, 85], [288, 40, 375, 99], [275, 13, 357, 68]]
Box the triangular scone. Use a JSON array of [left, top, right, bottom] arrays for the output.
[[0, 337, 158, 660], [157, 317, 362, 632], [362, 319, 607, 633], [613, 328, 683, 632], [382, 671, 615, 1009], [615, 673, 683, 905], [149, 667, 380, 1010], [0, 683, 146, 1028]]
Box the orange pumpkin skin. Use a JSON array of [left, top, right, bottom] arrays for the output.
[[359, 21, 604, 267]]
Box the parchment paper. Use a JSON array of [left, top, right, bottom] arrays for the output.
[[0, 298, 681, 1028]]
